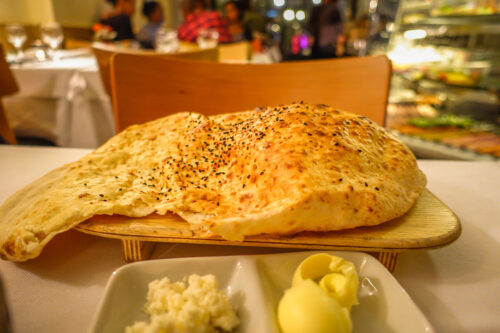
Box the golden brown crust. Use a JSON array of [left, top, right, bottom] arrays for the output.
[[0, 103, 426, 261]]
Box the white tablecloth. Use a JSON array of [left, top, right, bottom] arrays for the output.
[[0, 146, 498, 333], [4, 50, 115, 148]]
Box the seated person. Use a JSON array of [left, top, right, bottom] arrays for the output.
[[100, 0, 135, 41], [308, 0, 344, 59], [177, 0, 232, 43], [137, 1, 164, 49], [224, 1, 252, 42]]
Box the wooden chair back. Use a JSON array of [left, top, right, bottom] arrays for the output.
[[218, 41, 251, 63], [0, 45, 19, 144], [93, 44, 219, 95], [65, 38, 93, 50], [109, 54, 391, 131]]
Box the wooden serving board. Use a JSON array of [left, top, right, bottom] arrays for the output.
[[75, 189, 461, 272]]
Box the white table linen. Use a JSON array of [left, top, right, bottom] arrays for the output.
[[4, 51, 115, 148], [0, 145, 498, 333]]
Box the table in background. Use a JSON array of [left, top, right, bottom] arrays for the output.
[[0, 145, 498, 333], [4, 49, 115, 148]]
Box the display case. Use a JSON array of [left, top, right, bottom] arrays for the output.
[[386, 0, 500, 160]]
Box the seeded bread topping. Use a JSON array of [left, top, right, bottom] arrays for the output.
[[0, 103, 426, 261]]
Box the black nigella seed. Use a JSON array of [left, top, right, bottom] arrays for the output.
[[99, 194, 104, 197]]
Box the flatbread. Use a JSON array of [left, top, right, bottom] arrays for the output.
[[0, 104, 426, 261]]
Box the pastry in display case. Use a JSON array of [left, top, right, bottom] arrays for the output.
[[386, 0, 500, 160], [430, 0, 499, 15]]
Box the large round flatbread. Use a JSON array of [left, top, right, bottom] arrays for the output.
[[0, 104, 426, 261]]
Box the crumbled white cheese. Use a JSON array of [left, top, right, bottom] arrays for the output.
[[125, 274, 240, 333]]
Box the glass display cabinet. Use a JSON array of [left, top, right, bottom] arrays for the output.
[[386, 0, 500, 160]]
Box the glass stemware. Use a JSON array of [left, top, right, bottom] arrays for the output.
[[155, 28, 179, 54], [5, 24, 27, 61], [197, 28, 219, 49], [41, 23, 64, 59]]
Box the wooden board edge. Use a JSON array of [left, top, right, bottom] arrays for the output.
[[74, 224, 460, 252], [74, 187, 462, 251], [422, 190, 462, 247]]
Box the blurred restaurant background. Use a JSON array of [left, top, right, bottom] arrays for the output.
[[0, 0, 499, 160]]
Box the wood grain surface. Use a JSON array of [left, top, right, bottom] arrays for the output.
[[75, 189, 461, 252], [0, 45, 18, 144], [109, 54, 391, 131]]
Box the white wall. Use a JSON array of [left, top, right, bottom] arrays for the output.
[[0, 0, 179, 30], [52, 0, 103, 27], [0, 0, 54, 24]]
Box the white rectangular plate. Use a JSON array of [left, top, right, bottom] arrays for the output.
[[89, 251, 433, 333]]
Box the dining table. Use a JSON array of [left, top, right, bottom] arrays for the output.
[[0, 145, 498, 333], [4, 49, 115, 148]]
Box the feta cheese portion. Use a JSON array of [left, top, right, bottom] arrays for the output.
[[126, 274, 240, 333]]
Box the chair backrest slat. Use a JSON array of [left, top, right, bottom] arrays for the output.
[[0, 45, 18, 144], [93, 45, 219, 96], [110, 54, 391, 131], [0, 46, 18, 97]]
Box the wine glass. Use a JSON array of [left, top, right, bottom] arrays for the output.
[[5, 24, 27, 61], [155, 28, 179, 53], [41, 23, 64, 59], [197, 28, 219, 49]]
